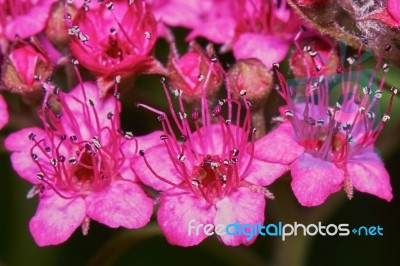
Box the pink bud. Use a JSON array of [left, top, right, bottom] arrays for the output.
[[1, 39, 52, 97], [167, 42, 222, 102], [228, 58, 273, 103]]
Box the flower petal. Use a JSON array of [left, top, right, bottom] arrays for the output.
[[157, 188, 216, 246], [291, 153, 344, 206], [0, 94, 8, 129], [240, 155, 287, 186], [233, 33, 290, 69], [253, 122, 304, 165], [214, 187, 265, 246], [347, 148, 392, 201], [29, 191, 86, 246], [388, 0, 400, 22], [132, 143, 182, 191], [85, 180, 153, 228]]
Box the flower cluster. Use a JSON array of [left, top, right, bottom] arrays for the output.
[[0, 0, 396, 248]]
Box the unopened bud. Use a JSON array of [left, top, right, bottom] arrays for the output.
[[229, 58, 273, 103]]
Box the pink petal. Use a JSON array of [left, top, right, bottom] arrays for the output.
[[157, 188, 216, 246], [5, 3, 55, 40], [214, 187, 265, 246], [291, 153, 345, 206], [240, 155, 287, 186], [187, 17, 236, 44], [29, 191, 86, 246], [5, 128, 50, 184], [0, 94, 8, 129], [253, 122, 304, 165], [347, 148, 392, 201], [132, 143, 182, 191], [136, 130, 166, 152], [85, 180, 153, 228], [388, 0, 400, 22], [233, 33, 290, 69]]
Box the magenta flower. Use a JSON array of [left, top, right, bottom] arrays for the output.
[[255, 47, 394, 206], [5, 80, 153, 246], [0, 94, 8, 129], [0, 0, 57, 40], [133, 72, 287, 246], [152, 0, 299, 68], [68, 0, 164, 96]]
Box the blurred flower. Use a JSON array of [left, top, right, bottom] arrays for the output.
[[68, 0, 164, 96], [0, 94, 8, 129], [5, 79, 153, 246], [0, 0, 57, 40], [152, 0, 299, 68], [1, 38, 52, 98], [167, 41, 222, 103], [134, 74, 287, 246], [255, 46, 394, 206]]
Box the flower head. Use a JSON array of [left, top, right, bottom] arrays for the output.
[[0, 93, 8, 129], [134, 62, 287, 246], [5, 70, 153, 246], [67, 0, 164, 96], [255, 42, 394, 206]]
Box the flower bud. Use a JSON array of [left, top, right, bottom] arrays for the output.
[[45, 1, 77, 48], [228, 58, 273, 103], [1, 38, 52, 97], [167, 41, 222, 103]]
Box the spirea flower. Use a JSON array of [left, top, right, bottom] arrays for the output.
[[134, 65, 287, 246], [0, 0, 57, 40], [255, 44, 394, 206], [67, 0, 164, 96], [0, 93, 8, 129], [5, 75, 153, 246]]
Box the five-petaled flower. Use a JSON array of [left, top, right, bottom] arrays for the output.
[[255, 44, 394, 206], [5, 77, 153, 246], [133, 66, 287, 246], [67, 0, 164, 96]]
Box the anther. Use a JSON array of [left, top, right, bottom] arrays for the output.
[[31, 154, 38, 161], [115, 75, 121, 84], [139, 150, 145, 156], [107, 112, 114, 119], [239, 89, 247, 96], [191, 179, 200, 187], [50, 159, 58, 166], [374, 90, 382, 98], [382, 114, 390, 122], [88, 99, 95, 106], [37, 173, 44, 180], [285, 110, 293, 117], [106, 2, 114, 10], [177, 154, 185, 162], [160, 135, 168, 141], [124, 132, 134, 139], [362, 87, 371, 95], [70, 135, 77, 141], [45, 147, 51, 152], [69, 157, 77, 164], [28, 133, 36, 141], [232, 148, 239, 156]]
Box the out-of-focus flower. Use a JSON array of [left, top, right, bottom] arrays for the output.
[[0, 94, 8, 129], [5, 78, 153, 246], [0, 0, 57, 40], [1, 39, 52, 98], [68, 0, 164, 96], [167, 41, 222, 103], [134, 71, 287, 246], [151, 0, 300, 68], [255, 45, 394, 206]]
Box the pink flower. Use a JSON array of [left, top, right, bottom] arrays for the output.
[[0, 94, 8, 129], [0, 0, 57, 40], [152, 0, 299, 68], [68, 0, 164, 96], [255, 45, 394, 207], [134, 70, 287, 246], [5, 79, 153, 246]]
